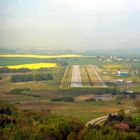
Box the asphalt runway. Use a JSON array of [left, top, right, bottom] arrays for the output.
[[71, 65, 82, 87]]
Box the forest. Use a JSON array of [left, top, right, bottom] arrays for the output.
[[0, 102, 140, 140]]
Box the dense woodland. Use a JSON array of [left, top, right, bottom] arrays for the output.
[[0, 102, 140, 140], [10, 73, 53, 82], [0, 67, 31, 73]]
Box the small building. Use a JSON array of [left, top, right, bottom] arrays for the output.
[[117, 71, 129, 77]]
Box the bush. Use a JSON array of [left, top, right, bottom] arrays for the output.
[[10, 73, 53, 82], [51, 97, 74, 102], [34, 73, 53, 81], [67, 132, 77, 140], [0, 103, 13, 115], [0, 67, 31, 73], [85, 98, 96, 102], [10, 88, 30, 94], [10, 74, 33, 82]]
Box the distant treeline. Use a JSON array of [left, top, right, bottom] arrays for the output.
[[51, 97, 74, 102], [0, 67, 31, 73], [10, 73, 53, 82], [0, 67, 53, 73]]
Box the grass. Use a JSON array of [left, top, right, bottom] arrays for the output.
[[3, 62, 58, 69], [85, 65, 102, 86], [0, 67, 64, 93], [104, 64, 126, 71], [14, 100, 132, 122], [0, 57, 45, 66], [99, 63, 137, 82], [0, 56, 139, 123], [80, 65, 91, 87], [60, 66, 72, 88]]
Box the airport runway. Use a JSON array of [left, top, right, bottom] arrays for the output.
[[71, 65, 82, 87]]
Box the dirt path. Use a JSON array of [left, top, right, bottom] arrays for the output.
[[71, 65, 82, 87]]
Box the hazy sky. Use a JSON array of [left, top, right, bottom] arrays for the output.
[[0, 0, 140, 50]]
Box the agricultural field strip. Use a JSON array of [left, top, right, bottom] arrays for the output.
[[91, 65, 107, 87], [127, 64, 140, 81], [71, 65, 82, 87], [60, 66, 68, 88], [60, 66, 72, 88], [1, 63, 58, 69], [0, 54, 81, 59], [85, 65, 95, 86], [80, 66, 92, 87], [84, 66, 93, 86]]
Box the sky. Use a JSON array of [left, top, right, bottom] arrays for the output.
[[0, 0, 140, 50]]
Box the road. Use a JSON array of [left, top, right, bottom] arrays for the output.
[[85, 108, 136, 126], [71, 65, 82, 87]]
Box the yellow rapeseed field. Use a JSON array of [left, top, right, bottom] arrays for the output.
[[104, 64, 124, 70], [4, 63, 58, 69], [0, 54, 81, 58]]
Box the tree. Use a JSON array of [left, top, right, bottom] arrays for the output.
[[67, 132, 77, 140], [117, 109, 126, 121]]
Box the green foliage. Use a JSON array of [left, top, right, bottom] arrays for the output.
[[117, 109, 126, 119], [67, 132, 77, 140], [0, 103, 140, 140], [133, 114, 140, 125], [10, 74, 33, 82], [135, 100, 140, 112], [115, 95, 125, 104], [10, 88, 30, 94], [0, 102, 16, 115], [34, 73, 53, 81], [10, 73, 53, 82], [0, 67, 31, 73], [51, 97, 74, 102], [85, 98, 96, 102]]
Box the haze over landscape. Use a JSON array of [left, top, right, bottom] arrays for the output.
[[0, 0, 140, 50], [1, 1, 140, 139]]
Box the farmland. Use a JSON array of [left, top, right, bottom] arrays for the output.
[[0, 53, 140, 123], [3, 62, 58, 69], [0, 54, 81, 59]]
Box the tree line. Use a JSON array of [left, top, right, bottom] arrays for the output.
[[10, 73, 53, 82], [0, 67, 31, 73]]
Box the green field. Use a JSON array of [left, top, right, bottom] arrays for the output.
[[0, 56, 127, 66], [0, 90, 133, 122], [0, 54, 140, 123], [0, 57, 45, 66]]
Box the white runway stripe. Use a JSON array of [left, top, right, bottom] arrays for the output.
[[71, 65, 82, 87]]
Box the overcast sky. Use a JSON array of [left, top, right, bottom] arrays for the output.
[[0, 0, 140, 50]]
